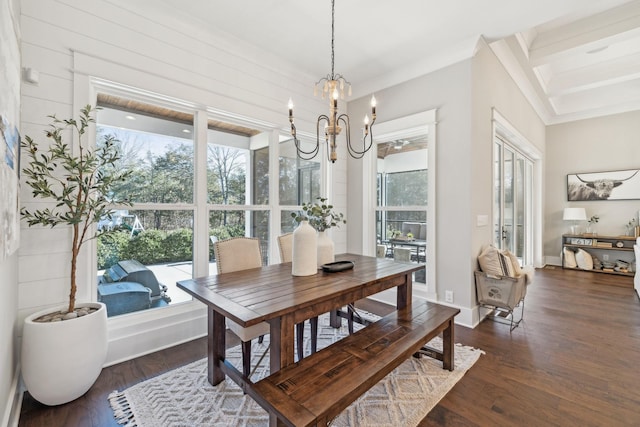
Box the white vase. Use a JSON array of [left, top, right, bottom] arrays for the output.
[[21, 302, 108, 405], [317, 231, 335, 267], [292, 220, 318, 276]]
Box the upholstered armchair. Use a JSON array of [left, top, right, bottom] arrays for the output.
[[214, 237, 270, 377]]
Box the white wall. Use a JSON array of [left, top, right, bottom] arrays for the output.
[[0, 254, 19, 427], [545, 110, 640, 263], [470, 41, 546, 262], [18, 0, 342, 365], [0, 0, 21, 424], [348, 39, 546, 327], [348, 58, 474, 322]]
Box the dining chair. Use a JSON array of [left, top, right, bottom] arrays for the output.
[[214, 237, 270, 378], [277, 232, 293, 263], [277, 233, 318, 360]]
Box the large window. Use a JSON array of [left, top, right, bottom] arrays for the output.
[[93, 92, 330, 316], [207, 131, 270, 274], [96, 102, 196, 316], [95, 95, 278, 316], [279, 138, 321, 234]]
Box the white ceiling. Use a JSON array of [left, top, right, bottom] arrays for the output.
[[141, 0, 640, 124]]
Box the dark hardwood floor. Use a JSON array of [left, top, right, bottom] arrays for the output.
[[19, 267, 640, 426]]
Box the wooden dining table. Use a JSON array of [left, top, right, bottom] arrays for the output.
[[177, 253, 424, 390]]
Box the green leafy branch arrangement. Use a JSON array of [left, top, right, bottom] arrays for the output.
[[21, 105, 132, 314], [291, 197, 346, 232]]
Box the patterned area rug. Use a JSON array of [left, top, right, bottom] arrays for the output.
[[109, 312, 483, 427]]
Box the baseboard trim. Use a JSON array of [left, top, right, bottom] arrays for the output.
[[105, 302, 207, 366], [2, 364, 23, 427], [546, 255, 561, 267]]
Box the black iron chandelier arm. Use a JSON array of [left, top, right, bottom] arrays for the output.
[[344, 115, 374, 157], [293, 134, 320, 160], [317, 115, 330, 141]]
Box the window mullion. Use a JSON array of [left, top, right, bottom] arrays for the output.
[[194, 109, 209, 278]]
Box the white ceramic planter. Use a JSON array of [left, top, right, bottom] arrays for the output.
[[292, 220, 317, 276], [317, 231, 335, 267], [21, 302, 108, 406]]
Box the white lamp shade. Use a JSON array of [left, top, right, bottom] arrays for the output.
[[563, 207, 587, 221]]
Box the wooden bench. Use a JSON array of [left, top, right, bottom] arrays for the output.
[[250, 300, 460, 426]]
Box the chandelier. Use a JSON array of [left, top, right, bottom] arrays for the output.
[[287, 0, 377, 163]]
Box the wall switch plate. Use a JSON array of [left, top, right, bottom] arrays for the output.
[[445, 290, 454, 303], [602, 254, 609, 261]]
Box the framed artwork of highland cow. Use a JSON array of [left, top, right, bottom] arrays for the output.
[[567, 169, 640, 201]]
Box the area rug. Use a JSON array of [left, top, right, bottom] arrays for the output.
[[109, 312, 483, 427]]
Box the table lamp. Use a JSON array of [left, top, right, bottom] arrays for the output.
[[563, 207, 587, 235]]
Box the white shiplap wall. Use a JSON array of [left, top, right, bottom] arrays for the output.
[[19, 0, 349, 364]]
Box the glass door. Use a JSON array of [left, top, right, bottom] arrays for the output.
[[494, 138, 533, 265]]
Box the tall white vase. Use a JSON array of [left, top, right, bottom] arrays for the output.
[[317, 231, 335, 267], [292, 220, 318, 276]]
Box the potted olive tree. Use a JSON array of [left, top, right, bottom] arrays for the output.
[[20, 105, 131, 405]]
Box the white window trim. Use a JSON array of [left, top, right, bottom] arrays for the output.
[[491, 108, 544, 268], [363, 109, 437, 301], [76, 72, 291, 364]]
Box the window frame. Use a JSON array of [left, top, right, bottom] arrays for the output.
[[85, 81, 320, 321]]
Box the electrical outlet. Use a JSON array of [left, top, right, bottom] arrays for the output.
[[603, 254, 609, 261], [445, 290, 454, 303]]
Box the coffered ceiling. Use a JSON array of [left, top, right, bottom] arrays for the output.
[[491, 0, 640, 124], [112, 0, 640, 125]]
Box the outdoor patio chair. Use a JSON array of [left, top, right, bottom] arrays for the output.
[[394, 247, 412, 262], [214, 237, 270, 377]]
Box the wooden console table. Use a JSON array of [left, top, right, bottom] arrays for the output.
[[562, 234, 636, 276]]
